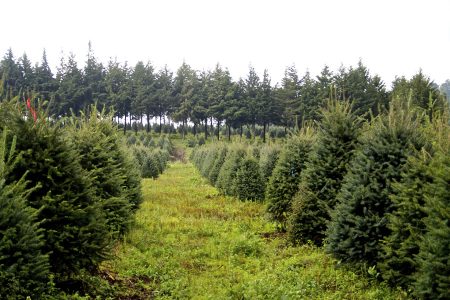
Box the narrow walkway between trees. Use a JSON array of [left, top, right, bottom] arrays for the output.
[[102, 161, 402, 299]]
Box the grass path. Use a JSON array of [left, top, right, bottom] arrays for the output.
[[103, 161, 404, 299]]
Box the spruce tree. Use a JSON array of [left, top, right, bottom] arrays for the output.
[[0, 130, 49, 299], [289, 100, 361, 245], [326, 101, 426, 266], [234, 155, 265, 201], [266, 129, 315, 227]]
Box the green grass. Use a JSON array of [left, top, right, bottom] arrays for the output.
[[102, 161, 406, 299]]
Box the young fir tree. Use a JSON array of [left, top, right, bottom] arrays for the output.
[[378, 148, 434, 288], [414, 146, 450, 300], [216, 146, 247, 196], [201, 145, 219, 178], [68, 107, 141, 236], [0, 101, 110, 279], [326, 101, 426, 267], [208, 144, 228, 185], [266, 129, 315, 227], [234, 155, 265, 201], [0, 130, 49, 299], [379, 114, 449, 292], [288, 100, 361, 245], [259, 144, 281, 184]]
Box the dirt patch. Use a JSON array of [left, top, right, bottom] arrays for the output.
[[172, 148, 186, 163], [98, 269, 155, 300]]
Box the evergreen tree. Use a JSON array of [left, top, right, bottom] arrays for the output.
[[83, 42, 107, 109], [18, 53, 34, 96], [208, 144, 228, 185], [266, 129, 315, 227], [216, 146, 247, 196], [326, 101, 426, 266], [392, 70, 447, 120], [379, 116, 449, 291], [259, 144, 281, 184], [289, 100, 361, 245], [0, 102, 110, 279], [0, 129, 49, 298], [234, 155, 265, 201], [414, 146, 450, 300], [0, 49, 22, 100], [55, 53, 85, 115], [68, 107, 140, 236], [34, 49, 57, 104], [200, 145, 219, 178]]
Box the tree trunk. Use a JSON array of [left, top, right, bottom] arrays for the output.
[[123, 113, 127, 135], [204, 118, 208, 140], [146, 113, 150, 133], [182, 119, 186, 139], [217, 120, 220, 141], [210, 117, 213, 141], [227, 124, 231, 141], [193, 123, 197, 136], [240, 125, 243, 142], [263, 122, 266, 143], [159, 115, 162, 135]]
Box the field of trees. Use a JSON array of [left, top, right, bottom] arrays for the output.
[[0, 47, 449, 299]]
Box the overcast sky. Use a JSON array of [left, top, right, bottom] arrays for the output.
[[2, 0, 449, 87]]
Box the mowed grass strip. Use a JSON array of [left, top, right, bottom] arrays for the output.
[[103, 161, 406, 300]]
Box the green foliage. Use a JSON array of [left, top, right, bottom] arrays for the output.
[[216, 145, 247, 196], [289, 100, 361, 245], [0, 104, 112, 279], [258, 144, 281, 184], [326, 101, 426, 267], [208, 144, 228, 185], [200, 145, 220, 178], [132, 146, 160, 179], [234, 155, 265, 201], [0, 129, 50, 298], [413, 147, 450, 300], [378, 149, 433, 288], [266, 129, 315, 226], [379, 116, 450, 297], [68, 107, 141, 235]]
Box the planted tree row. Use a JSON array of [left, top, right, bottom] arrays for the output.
[[1, 46, 448, 141], [0, 101, 168, 298], [191, 98, 449, 299]]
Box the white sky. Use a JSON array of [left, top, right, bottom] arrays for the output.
[[2, 0, 449, 87]]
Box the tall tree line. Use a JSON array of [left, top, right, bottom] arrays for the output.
[[1, 47, 447, 138]]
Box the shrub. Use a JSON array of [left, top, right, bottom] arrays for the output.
[[289, 100, 361, 245], [266, 129, 315, 227]]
